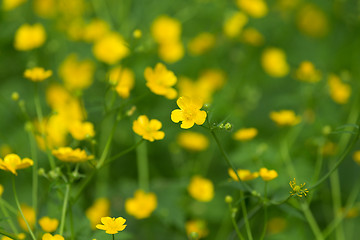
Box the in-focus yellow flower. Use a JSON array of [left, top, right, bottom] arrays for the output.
[[52, 147, 93, 162], [297, 4, 329, 38], [108, 66, 135, 98], [295, 61, 322, 83], [42, 233, 64, 240], [86, 198, 110, 229], [185, 220, 208, 239], [289, 178, 308, 197], [39, 217, 59, 232], [259, 168, 278, 181], [69, 121, 95, 141], [270, 110, 301, 126], [261, 48, 289, 78], [14, 23, 46, 51], [33, 0, 57, 18], [241, 27, 264, 46], [236, 0, 268, 18], [328, 74, 351, 104], [171, 96, 207, 129], [228, 168, 259, 181], [158, 41, 184, 63], [2, 0, 26, 11], [233, 128, 258, 141], [144, 63, 177, 99], [24, 67, 52, 82], [177, 132, 209, 151], [188, 32, 216, 56], [96, 217, 127, 234], [353, 151, 360, 165], [223, 12, 248, 38], [151, 15, 181, 44], [132, 115, 165, 142], [59, 54, 95, 91], [188, 176, 214, 202], [18, 204, 35, 231], [83, 19, 110, 42], [125, 190, 157, 219], [93, 33, 130, 64], [0, 154, 33, 175], [0, 184, 3, 196]]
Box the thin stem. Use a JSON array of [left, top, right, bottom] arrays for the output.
[[239, 191, 253, 240], [259, 183, 268, 240], [59, 184, 71, 236], [112, 234, 115, 240], [300, 202, 323, 240], [12, 176, 36, 240], [28, 131, 38, 227], [0, 229, 19, 240], [136, 139, 149, 191], [280, 138, 297, 179], [228, 203, 244, 240], [0, 198, 18, 234]]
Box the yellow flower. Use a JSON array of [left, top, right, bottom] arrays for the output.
[[144, 63, 177, 99], [289, 178, 308, 197], [33, 0, 57, 18], [177, 132, 209, 151], [259, 168, 278, 181], [59, 54, 95, 91], [188, 32, 216, 56], [233, 128, 258, 141], [86, 198, 110, 229], [297, 4, 329, 38], [18, 204, 35, 231], [261, 48, 289, 78], [39, 217, 59, 232], [295, 61, 322, 83], [188, 176, 214, 202], [14, 23, 46, 51], [2, 0, 26, 11], [133, 29, 142, 39], [177, 77, 213, 104], [158, 41, 184, 64], [270, 110, 301, 126], [171, 96, 207, 129], [93, 33, 130, 64], [24, 67, 52, 82], [241, 27, 264, 46], [185, 220, 208, 239], [223, 12, 248, 38], [96, 217, 127, 234], [1, 144, 13, 158], [228, 168, 259, 181], [236, 0, 268, 18], [321, 141, 337, 156], [108, 66, 135, 98], [132, 115, 165, 142], [267, 217, 287, 235], [125, 190, 157, 219], [0, 184, 3, 196], [83, 19, 110, 42], [42, 233, 64, 240], [198, 69, 226, 91], [2, 233, 26, 240], [328, 74, 351, 104], [52, 147, 94, 162], [0, 154, 33, 175], [353, 151, 360, 165], [69, 121, 95, 140], [151, 15, 181, 44]]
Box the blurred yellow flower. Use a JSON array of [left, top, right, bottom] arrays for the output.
[[33, 0, 57, 18], [93, 33, 130, 64], [328, 74, 351, 104], [259, 168, 278, 181], [24, 67, 52, 82], [144, 63, 177, 99], [0, 154, 33, 175], [59, 54, 95, 91], [177, 132, 209, 151], [0, 184, 3, 196], [261, 48, 289, 78], [96, 217, 127, 234], [86, 198, 110, 229], [2, 233, 25, 240], [236, 0, 268, 18], [241, 27, 264, 46], [69, 121, 95, 141], [295, 61, 322, 83], [39, 217, 59, 232], [223, 12, 248, 38], [14, 23, 46, 51], [35, 116, 69, 151], [2, 0, 26, 10], [188, 176, 214, 202], [185, 220, 208, 239], [267, 217, 287, 235], [158, 41, 184, 63], [125, 190, 157, 219], [42, 233, 64, 240], [321, 141, 337, 156], [18, 204, 35, 231], [151, 15, 181, 44], [177, 77, 213, 104], [342, 207, 359, 219], [0, 144, 12, 157], [133, 29, 142, 39], [233, 128, 258, 141], [132, 115, 165, 142], [108, 66, 135, 98], [297, 4, 329, 38], [83, 19, 110, 42], [188, 32, 216, 55], [52, 147, 93, 162], [171, 96, 207, 129], [353, 151, 360, 165], [198, 69, 226, 91], [228, 168, 259, 181], [270, 110, 301, 126]]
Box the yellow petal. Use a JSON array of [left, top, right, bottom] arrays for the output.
[[194, 110, 207, 125], [171, 109, 183, 123], [181, 120, 195, 129]]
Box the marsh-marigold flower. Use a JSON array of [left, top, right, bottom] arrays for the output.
[[223, 12, 248, 38], [328, 74, 351, 104], [14, 23, 46, 51], [295, 61, 322, 83], [18, 204, 35, 231], [93, 33, 130, 65], [188, 32, 216, 56], [125, 190, 157, 219], [151, 15, 181, 44], [261, 48, 289, 78], [270, 110, 301, 126], [132, 115, 165, 142], [228, 168, 259, 181], [0, 154, 33, 175], [259, 168, 278, 181], [86, 198, 110, 229], [39, 217, 59, 232], [177, 132, 209, 151], [236, 0, 268, 18], [69, 121, 95, 141], [171, 96, 207, 129], [144, 63, 177, 99], [188, 176, 214, 202], [24, 67, 52, 82], [52, 147, 93, 162], [186, 220, 208, 239], [108, 66, 135, 98], [42, 233, 64, 240], [2, 0, 26, 11], [96, 217, 126, 234], [233, 128, 258, 141]]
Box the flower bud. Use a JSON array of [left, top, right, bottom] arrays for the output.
[[11, 92, 19, 101], [225, 195, 233, 204]]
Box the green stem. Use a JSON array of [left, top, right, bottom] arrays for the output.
[[112, 234, 115, 240], [12, 177, 36, 240], [300, 202, 323, 240], [280, 138, 297, 179], [0, 198, 18, 234], [59, 184, 71, 236], [136, 139, 149, 191], [0, 229, 19, 240], [28, 131, 38, 227], [228, 203, 244, 240], [239, 191, 253, 240], [259, 183, 268, 240]]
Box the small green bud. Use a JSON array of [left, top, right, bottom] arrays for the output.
[[203, 103, 210, 110], [126, 106, 136, 117], [219, 123, 224, 129], [225, 122, 232, 131], [24, 122, 33, 132], [189, 232, 199, 240], [225, 195, 233, 204], [38, 168, 46, 176], [322, 125, 332, 135], [251, 190, 260, 197], [11, 92, 19, 101]]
